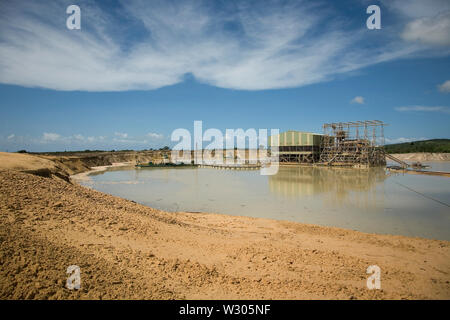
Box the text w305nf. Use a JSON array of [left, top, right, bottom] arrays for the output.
[[179, 304, 271, 317]]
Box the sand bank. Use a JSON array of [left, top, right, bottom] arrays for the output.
[[391, 153, 450, 162], [0, 152, 449, 299]]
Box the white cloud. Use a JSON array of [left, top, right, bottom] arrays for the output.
[[147, 132, 164, 139], [0, 131, 166, 152], [42, 132, 62, 141], [114, 132, 128, 139], [384, 0, 450, 19], [73, 134, 84, 140], [0, 0, 441, 92], [401, 11, 450, 46], [40, 132, 153, 145], [438, 80, 450, 93], [395, 106, 450, 114], [112, 138, 148, 144], [41, 133, 108, 144], [351, 96, 365, 104]]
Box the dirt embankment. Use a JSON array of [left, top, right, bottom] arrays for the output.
[[390, 153, 450, 162], [40, 151, 167, 175], [0, 151, 165, 181], [0, 152, 72, 182]]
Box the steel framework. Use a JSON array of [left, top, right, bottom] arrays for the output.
[[319, 120, 387, 167]]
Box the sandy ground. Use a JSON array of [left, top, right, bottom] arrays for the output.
[[391, 153, 450, 162], [0, 152, 449, 299]]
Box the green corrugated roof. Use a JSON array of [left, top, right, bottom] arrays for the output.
[[269, 131, 323, 146]]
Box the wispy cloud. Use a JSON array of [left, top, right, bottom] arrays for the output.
[[351, 96, 365, 104], [147, 132, 164, 139], [114, 132, 128, 139], [113, 132, 154, 144], [112, 138, 148, 144], [42, 132, 106, 144], [383, 0, 450, 18], [0, 130, 168, 151], [382, 0, 450, 50], [0, 0, 446, 92], [438, 80, 450, 93], [395, 105, 450, 114], [42, 132, 62, 142], [401, 12, 450, 46]]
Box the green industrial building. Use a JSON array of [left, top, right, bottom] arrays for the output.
[[268, 131, 324, 163]]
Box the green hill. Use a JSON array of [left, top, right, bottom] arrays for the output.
[[384, 139, 450, 153]]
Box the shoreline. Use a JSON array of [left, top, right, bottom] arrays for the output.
[[0, 152, 449, 299], [390, 153, 450, 162], [70, 162, 133, 182]]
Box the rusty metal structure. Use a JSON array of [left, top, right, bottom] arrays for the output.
[[319, 120, 386, 168]]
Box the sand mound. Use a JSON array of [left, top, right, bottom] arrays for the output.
[[0, 152, 57, 172], [0, 152, 72, 181]]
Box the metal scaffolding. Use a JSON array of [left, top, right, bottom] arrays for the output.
[[319, 120, 387, 168]]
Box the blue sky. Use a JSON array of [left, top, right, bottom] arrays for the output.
[[0, 0, 449, 152]]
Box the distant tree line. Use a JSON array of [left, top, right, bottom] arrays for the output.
[[384, 139, 450, 153], [16, 146, 172, 154]]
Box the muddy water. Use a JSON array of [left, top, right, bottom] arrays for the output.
[[81, 163, 450, 240]]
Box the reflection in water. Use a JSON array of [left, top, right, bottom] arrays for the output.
[[81, 164, 450, 240], [269, 166, 387, 210], [269, 166, 386, 196]]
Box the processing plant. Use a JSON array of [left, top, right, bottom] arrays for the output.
[[269, 120, 388, 168]]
